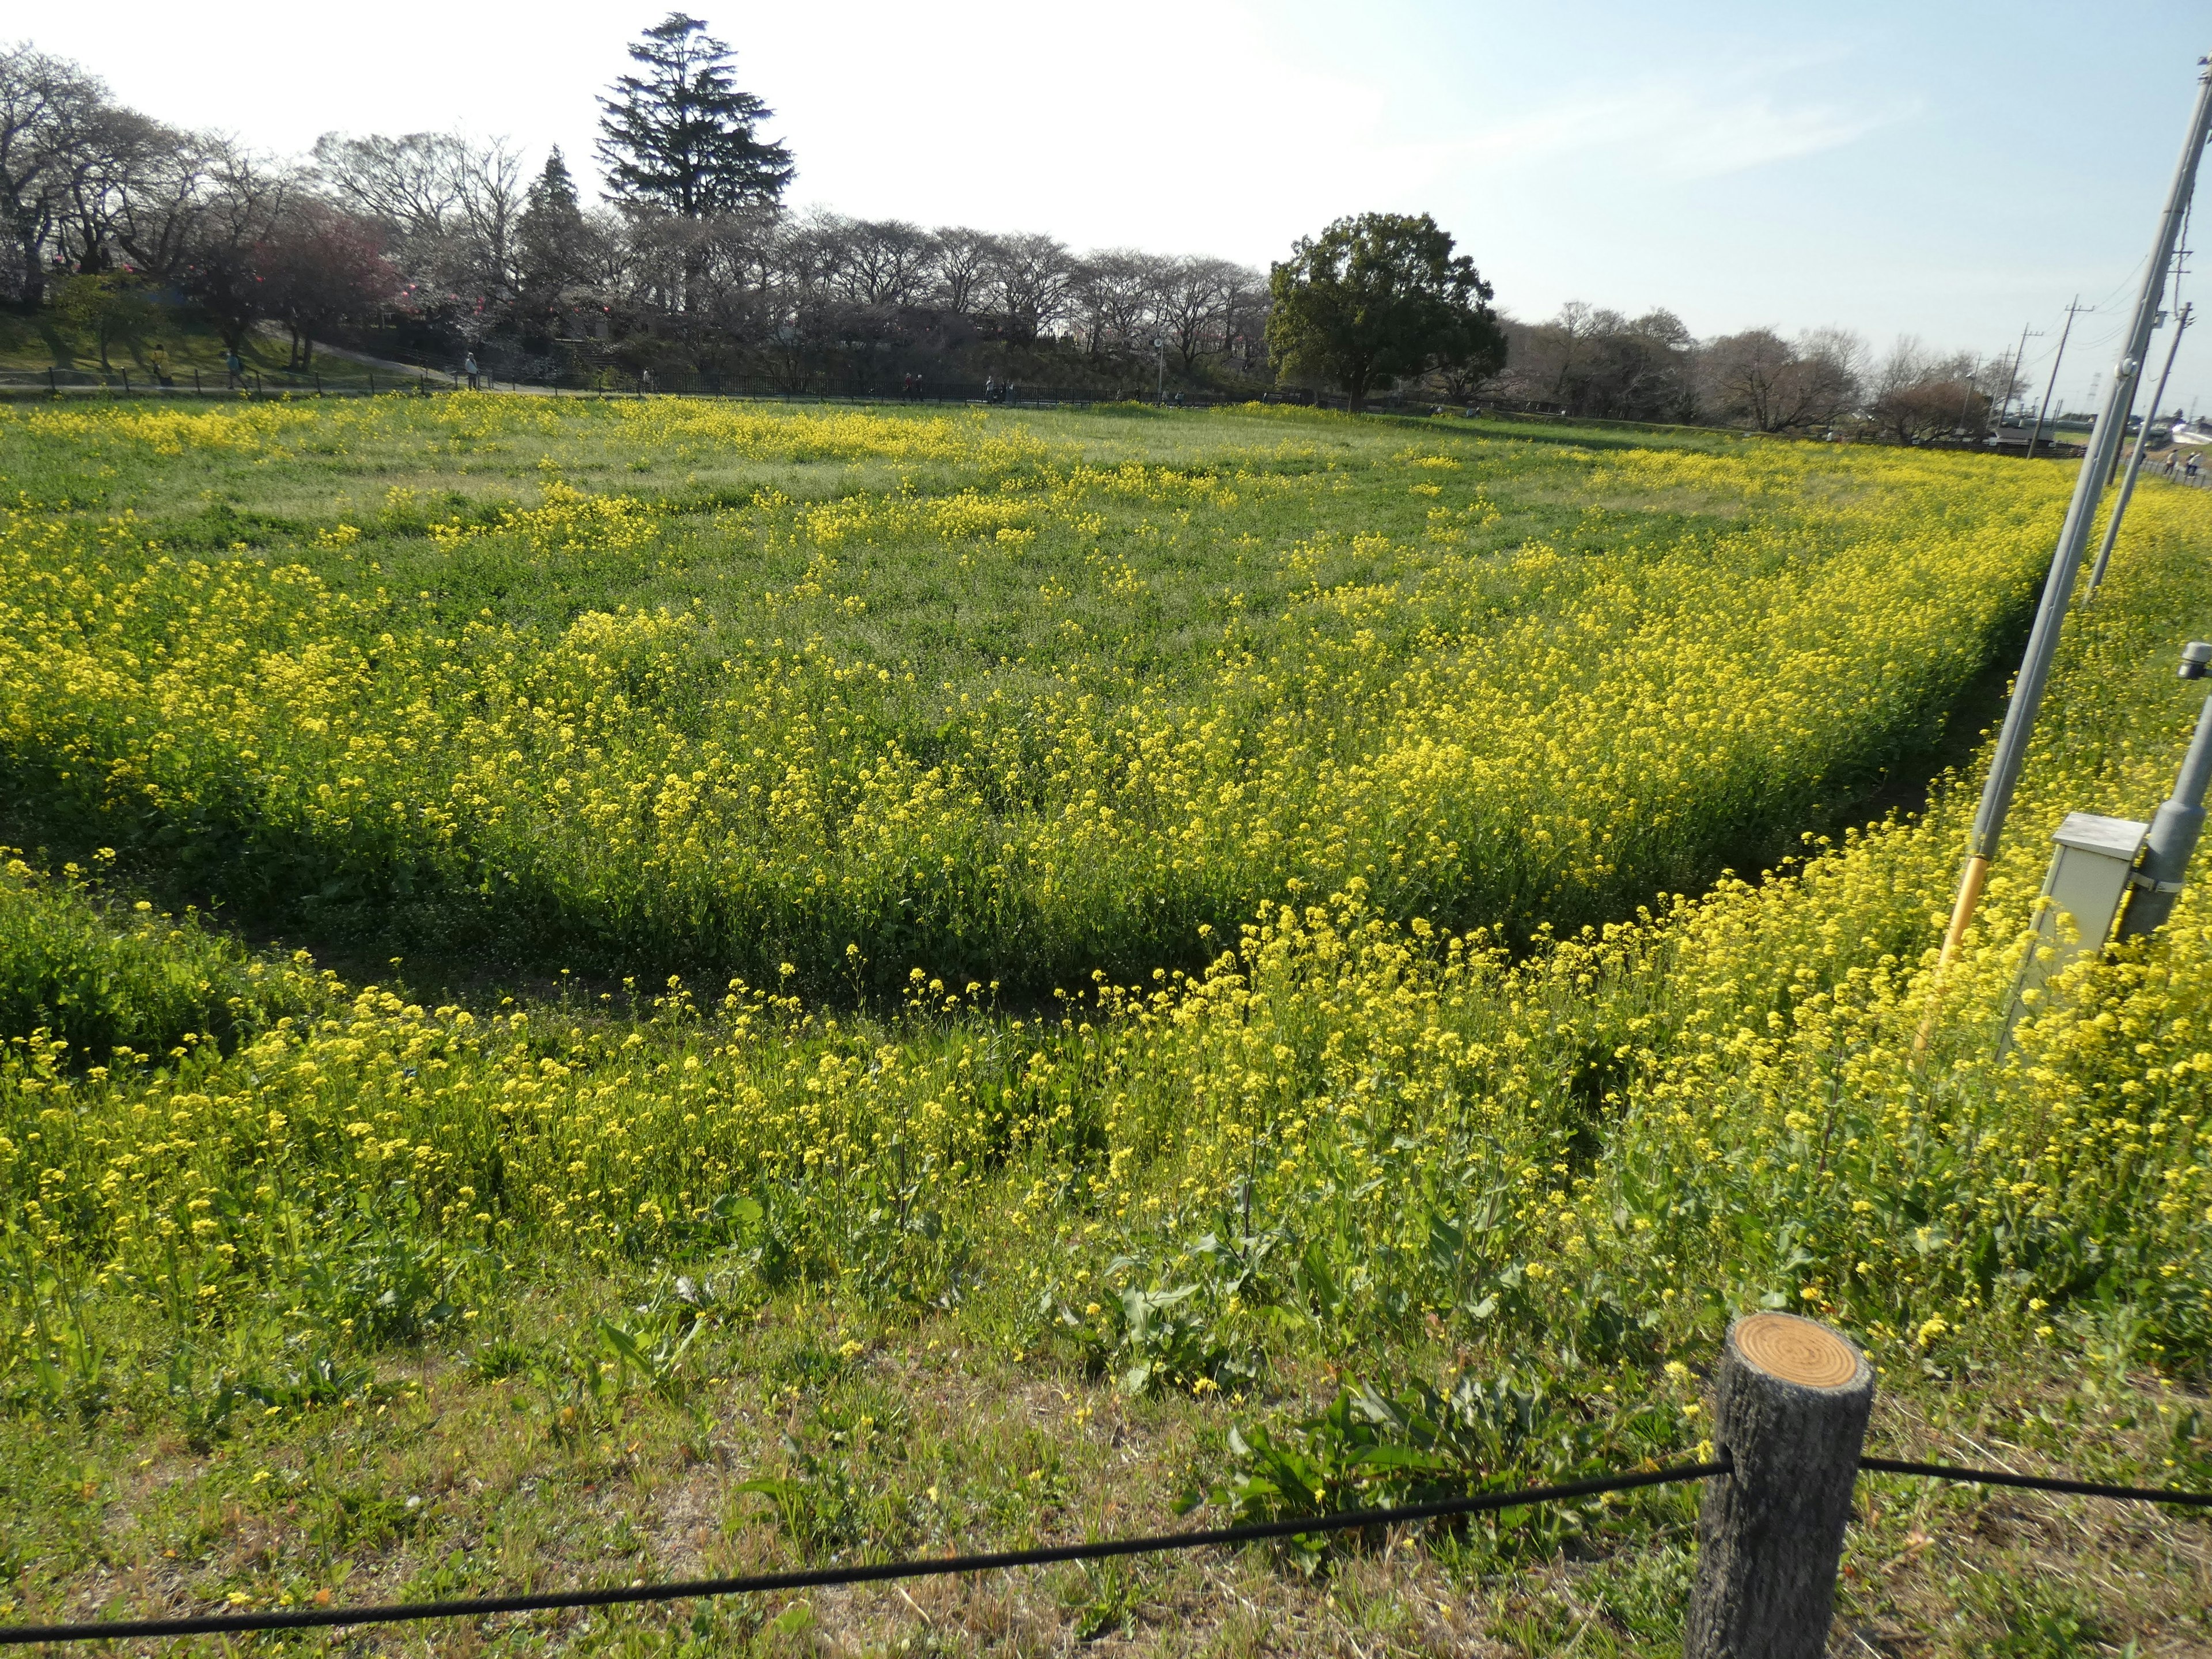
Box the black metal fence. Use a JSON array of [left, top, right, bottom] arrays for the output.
[[0, 359, 1301, 411]]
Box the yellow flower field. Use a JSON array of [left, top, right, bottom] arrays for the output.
[[0, 398, 2073, 991], [3, 397, 2209, 1647]]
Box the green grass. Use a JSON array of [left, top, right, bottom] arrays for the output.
[[0, 306, 387, 388]]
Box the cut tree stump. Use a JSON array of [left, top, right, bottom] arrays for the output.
[[1685, 1313, 1874, 1659]]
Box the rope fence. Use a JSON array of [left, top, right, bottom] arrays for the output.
[[0, 1461, 1726, 1645], [1, 1439, 2204, 1647]]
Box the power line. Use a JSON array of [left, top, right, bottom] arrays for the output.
[[2027, 295, 2090, 453]]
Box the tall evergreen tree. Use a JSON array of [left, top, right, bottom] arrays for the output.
[[518, 148, 584, 275], [596, 14, 793, 218]]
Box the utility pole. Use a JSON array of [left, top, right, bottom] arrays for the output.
[[2001, 323, 2040, 425], [1922, 54, 2212, 1028], [2088, 298, 2193, 599], [2027, 297, 2089, 458], [2116, 641, 2212, 941]]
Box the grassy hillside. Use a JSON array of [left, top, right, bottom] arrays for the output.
[[1, 398, 2207, 1653], [0, 308, 385, 389]]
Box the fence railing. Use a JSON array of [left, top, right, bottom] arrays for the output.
[[0, 1314, 2200, 1651], [0, 362, 1288, 408]]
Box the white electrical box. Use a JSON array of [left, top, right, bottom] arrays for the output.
[[2004, 811, 2149, 1036]]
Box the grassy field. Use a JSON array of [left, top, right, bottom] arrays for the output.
[[2, 397, 2210, 1655]]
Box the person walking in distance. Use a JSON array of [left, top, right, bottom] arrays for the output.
[[464, 351, 480, 391], [224, 346, 244, 390]]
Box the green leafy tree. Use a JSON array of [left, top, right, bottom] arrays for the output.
[[50, 271, 156, 371], [1266, 212, 1505, 411], [596, 14, 794, 218]]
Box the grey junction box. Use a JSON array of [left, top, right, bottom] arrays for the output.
[[2003, 811, 2149, 1036]]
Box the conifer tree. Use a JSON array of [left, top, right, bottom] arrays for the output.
[[518, 147, 586, 286], [596, 14, 793, 218]]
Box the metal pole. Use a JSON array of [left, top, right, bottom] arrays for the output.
[[1926, 55, 2212, 999], [2117, 641, 2212, 940], [2028, 298, 2085, 459], [2003, 322, 2035, 425], [2088, 300, 2192, 599]]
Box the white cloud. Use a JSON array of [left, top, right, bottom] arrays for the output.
[[1450, 70, 1910, 183]]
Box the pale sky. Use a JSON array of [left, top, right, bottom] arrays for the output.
[[25, 2, 2212, 414]]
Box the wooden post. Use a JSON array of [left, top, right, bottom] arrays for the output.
[[1687, 1313, 1874, 1659]]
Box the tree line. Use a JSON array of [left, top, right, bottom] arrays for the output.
[[1486, 304, 2029, 441], [2, 15, 2021, 434], [0, 20, 1270, 391]]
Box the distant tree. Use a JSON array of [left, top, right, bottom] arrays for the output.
[[1698, 326, 1861, 431], [49, 270, 154, 368], [0, 45, 103, 303], [927, 227, 999, 314], [1578, 308, 1695, 422], [107, 126, 223, 283], [988, 232, 1077, 342], [1068, 248, 1156, 357], [1266, 212, 1503, 410], [1865, 336, 1986, 444], [516, 147, 588, 305], [175, 143, 290, 350], [1160, 255, 1250, 370], [313, 130, 524, 312], [836, 217, 933, 306], [258, 199, 398, 368], [1491, 303, 1695, 422], [597, 14, 793, 218]]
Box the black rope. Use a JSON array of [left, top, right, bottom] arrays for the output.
[[0, 1460, 1722, 1646], [1860, 1455, 2212, 1508]]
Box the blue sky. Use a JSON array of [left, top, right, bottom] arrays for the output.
[[33, 1, 2212, 411]]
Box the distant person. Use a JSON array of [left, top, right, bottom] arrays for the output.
[[1005, 380, 1017, 407], [464, 351, 480, 391], [641, 367, 655, 396], [2188, 451, 2202, 482], [224, 347, 244, 390], [983, 375, 998, 404]]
